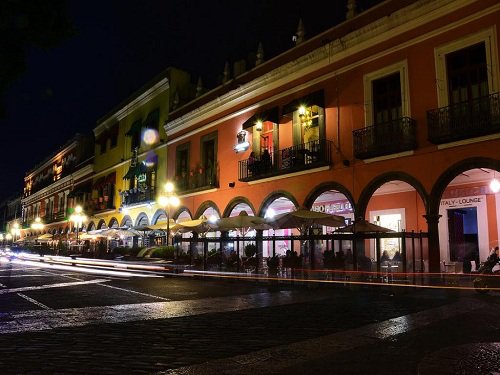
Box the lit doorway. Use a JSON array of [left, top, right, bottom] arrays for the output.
[[447, 207, 478, 263]]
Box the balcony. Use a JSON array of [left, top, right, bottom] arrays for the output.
[[120, 188, 155, 207], [176, 170, 219, 195], [238, 139, 333, 182], [427, 92, 500, 144], [353, 117, 416, 160]]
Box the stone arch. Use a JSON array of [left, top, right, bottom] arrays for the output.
[[134, 212, 149, 227], [429, 157, 500, 216], [304, 181, 355, 211], [86, 221, 96, 232], [120, 215, 133, 227], [357, 171, 429, 220], [151, 209, 167, 224], [194, 200, 221, 219], [173, 206, 192, 221], [97, 219, 107, 229], [108, 217, 119, 228], [222, 196, 257, 218], [257, 190, 299, 217]]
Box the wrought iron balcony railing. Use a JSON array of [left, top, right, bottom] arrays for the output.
[[120, 188, 155, 207], [238, 139, 333, 182], [176, 170, 219, 194], [427, 92, 500, 144], [353, 117, 416, 160]]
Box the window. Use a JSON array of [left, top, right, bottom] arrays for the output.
[[446, 43, 488, 104], [372, 73, 402, 124], [175, 143, 190, 190], [434, 27, 498, 107], [109, 123, 119, 148], [364, 60, 410, 126], [201, 132, 217, 186], [99, 139, 107, 154]]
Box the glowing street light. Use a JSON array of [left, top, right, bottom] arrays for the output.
[[158, 182, 180, 246], [70, 205, 87, 246], [10, 222, 21, 244], [31, 217, 45, 231]]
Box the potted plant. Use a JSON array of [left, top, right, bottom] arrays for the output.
[[266, 255, 280, 274]]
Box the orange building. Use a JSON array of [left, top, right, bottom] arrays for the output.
[[164, 0, 500, 273]]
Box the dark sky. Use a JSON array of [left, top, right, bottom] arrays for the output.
[[0, 0, 381, 202]]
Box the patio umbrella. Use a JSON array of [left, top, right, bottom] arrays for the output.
[[336, 218, 395, 272], [79, 232, 107, 240], [96, 227, 142, 239], [268, 207, 346, 234], [37, 233, 53, 241], [216, 210, 271, 236], [176, 215, 215, 235], [336, 218, 394, 233]]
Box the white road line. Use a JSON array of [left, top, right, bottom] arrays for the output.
[[0, 279, 109, 295], [0, 267, 40, 272], [17, 293, 52, 310], [158, 298, 489, 375], [0, 274, 56, 278], [0, 291, 328, 334], [98, 283, 171, 301]]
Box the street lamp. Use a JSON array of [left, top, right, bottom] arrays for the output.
[[158, 182, 180, 246], [10, 222, 20, 245], [0, 233, 4, 248], [6, 233, 12, 246], [70, 205, 86, 248], [31, 217, 45, 231]]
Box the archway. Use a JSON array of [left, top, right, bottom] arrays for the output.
[[120, 215, 133, 228], [432, 162, 500, 271], [359, 174, 428, 272], [108, 217, 119, 228], [259, 192, 297, 257], [134, 213, 149, 228]]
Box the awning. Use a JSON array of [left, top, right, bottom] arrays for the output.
[[242, 107, 279, 130], [125, 119, 142, 136], [144, 108, 160, 129], [123, 162, 148, 180], [282, 89, 324, 115]]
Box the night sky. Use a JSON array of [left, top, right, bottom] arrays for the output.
[[0, 0, 381, 202]]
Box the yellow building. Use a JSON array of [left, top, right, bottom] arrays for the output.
[[88, 67, 191, 236]]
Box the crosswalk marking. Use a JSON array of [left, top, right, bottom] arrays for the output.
[[0, 279, 109, 295], [0, 291, 328, 334]]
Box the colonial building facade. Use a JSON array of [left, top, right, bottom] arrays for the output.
[[20, 133, 94, 239], [164, 0, 500, 272], [87, 67, 192, 239]]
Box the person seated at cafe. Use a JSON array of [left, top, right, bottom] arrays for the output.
[[261, 149, 272, 171], [248, 152, 256, 174], [392, 251, 402, 262], [380, 250, 390, 263]]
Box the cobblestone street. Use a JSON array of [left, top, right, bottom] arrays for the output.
[[0, 259, 499, 374]]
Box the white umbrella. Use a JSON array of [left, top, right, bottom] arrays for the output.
[[95, 227, 142, 239], [336, 218, 394, 233], [268, 207, 345, 234], [216, 210, 270, 236], [176, 215, 215, 235]]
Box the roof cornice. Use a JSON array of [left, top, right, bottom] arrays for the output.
[[94, 77, 170, 136], [165, 0, 475, 136]]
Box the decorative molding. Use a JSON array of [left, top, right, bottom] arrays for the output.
[[94, 78, 170, 136], [247, 166, 331, 185], [362, 150, 415, 164], [165, 0, 495, 139], [437, 133, 500, 150]]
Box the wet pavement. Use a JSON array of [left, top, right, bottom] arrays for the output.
[[0, 255, 498, 374]]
